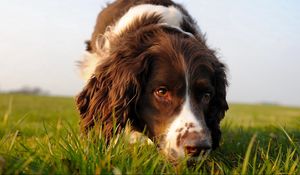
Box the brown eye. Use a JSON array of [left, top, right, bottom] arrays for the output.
[[155, 87, 169, 97], [202, 93, 211, 104], [154, 86, 170, 98]]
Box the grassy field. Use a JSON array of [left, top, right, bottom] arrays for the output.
[[0, 93, 299, 174]]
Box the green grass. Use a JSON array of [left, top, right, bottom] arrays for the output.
[[0, 93, 299, 174]]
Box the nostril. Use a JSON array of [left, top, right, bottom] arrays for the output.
[[184, 140, 212, 156], [185, 146, 199, 155]]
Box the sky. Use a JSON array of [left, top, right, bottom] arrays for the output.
[[0, 0, 300, 106]]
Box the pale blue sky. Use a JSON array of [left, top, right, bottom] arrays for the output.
[[0, 0, 300, 106]]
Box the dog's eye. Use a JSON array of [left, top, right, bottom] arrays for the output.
[[202, 93, 211, 104], [155, 87, 169, 97]]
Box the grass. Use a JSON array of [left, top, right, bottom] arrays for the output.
[[0, 93, 299, 174]]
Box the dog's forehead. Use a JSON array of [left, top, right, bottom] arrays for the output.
[[150, 54, 187, 87], [147, 52, 215, 90], [186, 58, 215, 82]]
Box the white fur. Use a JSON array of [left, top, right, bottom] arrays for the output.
[[129, 131, 153, 145], [159, 23, 194, 37], [164, 97, 208, 157], [113, 4, 183, 36], [100, 4, 184, 52], [164, 77, 211, 158], [79, 52, 106, 81], [79, 4, 187, 81]]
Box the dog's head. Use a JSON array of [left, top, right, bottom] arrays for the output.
[[76, 25, 228, 160]]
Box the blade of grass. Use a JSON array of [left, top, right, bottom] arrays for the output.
[[280, 126, 300, 155], [284, 149, 296, 172], [241, 134, 257, 175], [10, 113, 29, 132], [3, 97, 13, 126], [8, 130, 19, 151], [252, 145, 258, 175], [271, 146, 282, 172], [288, 157, 298, 174]]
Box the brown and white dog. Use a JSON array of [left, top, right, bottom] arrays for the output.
[[76, 0, 228, 160]]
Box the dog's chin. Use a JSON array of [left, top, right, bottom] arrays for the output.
[[157, 143, 212, 165], [185, 149, 211, 166]]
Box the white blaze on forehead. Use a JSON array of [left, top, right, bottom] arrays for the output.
[[113, 4, 184, 35]]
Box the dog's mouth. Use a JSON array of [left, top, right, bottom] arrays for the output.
[[155, 135, 212, 163], [157, 146, 212, 165], [186, 150, 211, 167]]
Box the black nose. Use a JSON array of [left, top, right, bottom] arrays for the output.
[[184, 139, 212, 157]]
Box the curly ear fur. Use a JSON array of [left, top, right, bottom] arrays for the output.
[[76, 26, 161, 139], [76, 57, 145, 138], [207, 61, 229, 149]]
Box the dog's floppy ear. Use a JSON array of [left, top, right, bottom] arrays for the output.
[[213, 61, 229, 120], [76, 25, 164, 139], [207, 61, 229, 149], [76, 36, 153, 139], [76, 57, 142, 138]]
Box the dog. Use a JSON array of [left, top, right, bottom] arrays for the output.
[[76, 0, 228, 160]]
